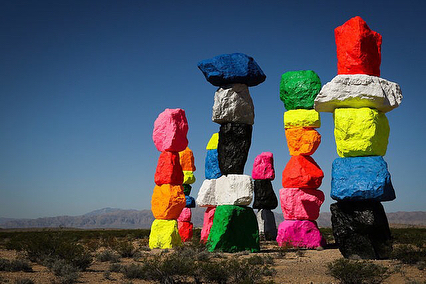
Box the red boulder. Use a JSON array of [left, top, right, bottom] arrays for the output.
[[335, 16, 382, 77], [282, 156, 324, 189], [154, 151, 183, 186], [178, 221, 193, 242]]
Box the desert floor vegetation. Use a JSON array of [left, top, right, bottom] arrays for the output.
[[0, 227, 424, 283]]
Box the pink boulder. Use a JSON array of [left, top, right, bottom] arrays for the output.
[[178, 221, 193, 242], [279, 188, 324, 220], [177, 207, 192, 222], [200, 207, 216, 243], [282, 156, 324, 189], [153, 108, 189, 152], [276, 220, 326, 248], [154, 151, 184, 186], [252, 152, 275, 180]]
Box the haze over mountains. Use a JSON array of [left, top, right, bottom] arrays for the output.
[[0, 208, 425, 229]]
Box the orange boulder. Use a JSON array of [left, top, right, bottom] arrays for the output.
[[151, 184, 186, 219], [179, 147, 196, 171], [285, 128, 321, 156], [154, 151, 183, 186]]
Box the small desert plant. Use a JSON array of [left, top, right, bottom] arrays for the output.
[[96, 249, 121, 262], [327, 258, 390, 284], [46, 258, 80, 284], [0, 257, 32, 272], [14, 279, 35, 284], [391, 244, 426, 265]]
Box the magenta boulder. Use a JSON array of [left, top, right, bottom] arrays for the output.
[[276, 220, 326, 248]]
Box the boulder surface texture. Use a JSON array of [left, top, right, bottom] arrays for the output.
[[183, 184, 192, 196], [335, 16, 382, 77], [154, 151, 183, 186], [182, 171, 196, 185], [334, 108, 389, 157], [206, 133, 219, 150], [200, 207, 216, 243], [276, 220, 326, 248], [205, 149, 222, 179], [207, 205, 260, 252], [196, 179, 217, 207], [284, 109, 321, 128], [185, 195, 196, 208], [177, 207, 192, 222], [149, 219, 182, 249], [330, 201, 393, 259], [215, 174, 253, 206], [253, 180, 278, 210], [282, 156, 324, 189], [315, 74, 402, 113], [179, 147, 196, 171], [256, 209, 277, 241], [285, 128, 321, 156], [279, 70, 322, 110], [252, 152, 275, 180], [153, 108, 188, 152], [178, 221, 193, 242], [331, 156, 395, 201], [212, 84, 254, 125], [197, 53, 266, 87], [279, 188, 324, 220], [217, 122, 252, 175], [151, 184, 186, 219]]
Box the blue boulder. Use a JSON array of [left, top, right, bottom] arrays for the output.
[[205, 149, 222, 179], [197, 53, 266, 87], [331, 156, 395, 201], [185, 195, 196, 208]]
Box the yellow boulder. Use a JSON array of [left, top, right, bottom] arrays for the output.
[[334, 108, 389, 157], [206, 133, 219, 150], [183, 171, 196, 184], [149, 219, 182, 249], [284, 109, 321, 129]]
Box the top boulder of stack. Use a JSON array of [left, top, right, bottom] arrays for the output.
[[280, 70, 321, 111], [197, 53, 266, 87], [335, 16, 382, 77]]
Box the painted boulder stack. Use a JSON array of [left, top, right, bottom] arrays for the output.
[[150, 108, 188, 249], [177, 147, 196, 242], [277, 70, 326, 249], [252, 152, 278, 241], [314, 16, 402, 259], [197, 53, 265, 252]]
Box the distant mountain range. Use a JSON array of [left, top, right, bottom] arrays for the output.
[[0, 208, 425, 229]]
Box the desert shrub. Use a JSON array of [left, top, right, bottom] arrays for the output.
[[121, 263, 149, 279], [96, 249, 121, 262], [115, 240, 136, 257], [391, 228, 426, 247], [46, 258, 80, 284], [14, 279, 35, 284], [327, 258, 390, 284], [0, 258, 32, 272], [391, 244, 426, 265], [109, 262, 123, 273], [319, 227, 335, 244]]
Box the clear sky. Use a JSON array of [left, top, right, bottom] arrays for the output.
[[1, 0, 425, 219]]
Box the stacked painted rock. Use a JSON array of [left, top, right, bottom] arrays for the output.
[[277, 70, 326, 249], [252, 152, 278, 241], [177, 147, 196, 242], [197, 133, 220, 243], [196, 53, 266, 252], [314, 16, 402, 259], [149, 108, 188, 249]]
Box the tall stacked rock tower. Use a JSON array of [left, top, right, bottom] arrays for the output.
[[314, 16, 402, 259], [150, 108, 189, 249], [196, 53, 266, 252], [277, 70, 326, 248], [177, 147, 196, 242]]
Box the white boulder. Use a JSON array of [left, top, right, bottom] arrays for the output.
[[212, 84, 255, 125], [215, 174, 253, 206], [314, 74, 402, 113], [196, 179, 217, 207]]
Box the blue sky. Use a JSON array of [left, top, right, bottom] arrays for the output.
[[1, 0, 425, 218]]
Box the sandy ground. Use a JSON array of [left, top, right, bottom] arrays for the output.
[[0, 244, 425, 284]]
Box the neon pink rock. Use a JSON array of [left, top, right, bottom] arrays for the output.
[[200, 207, 216, 243], [177, 207, 192, 222], [252, 152, 275, 180], [153, 108, 189, 152], [276, 220, 326, 248], [279, 188, 324, 220]]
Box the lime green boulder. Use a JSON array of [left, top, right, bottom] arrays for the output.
[[284, 109, 321, 128], [149, 219, 182, 249], [207, 205, 260, 252], [334, 108, 389, 157], [280, 70, 322, 110]]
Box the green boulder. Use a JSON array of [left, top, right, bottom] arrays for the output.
[[280, 70, 321, 110], [207, 205, 260, 252]]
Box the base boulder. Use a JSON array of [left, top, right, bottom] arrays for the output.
[[276, 220, 326, 248]]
